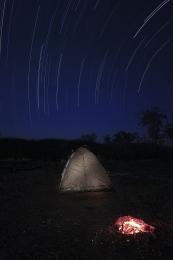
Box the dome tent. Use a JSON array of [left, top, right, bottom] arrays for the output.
[[59, 147, 111, 192]]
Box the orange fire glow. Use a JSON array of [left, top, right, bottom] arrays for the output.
[[115, 216, 155, 235]]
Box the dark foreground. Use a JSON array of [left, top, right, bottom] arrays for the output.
[[0, 159, 173, 259]]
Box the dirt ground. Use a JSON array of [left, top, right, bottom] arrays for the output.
[[0, 159, 173, 259]]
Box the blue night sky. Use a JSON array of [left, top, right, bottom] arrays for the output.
[[0, 0, 173, 139]]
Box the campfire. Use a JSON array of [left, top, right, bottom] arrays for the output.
[[115, 216, 155, 235]]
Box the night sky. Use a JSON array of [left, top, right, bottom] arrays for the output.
[[0, 0, 173, 140]]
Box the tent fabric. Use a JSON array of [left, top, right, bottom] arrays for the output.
[[59, 147, 111, 192]]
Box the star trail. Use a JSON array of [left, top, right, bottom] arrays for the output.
[[0, 0, 173, 139]]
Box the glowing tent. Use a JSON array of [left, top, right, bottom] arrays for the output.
[[59, 147, 112, 192]]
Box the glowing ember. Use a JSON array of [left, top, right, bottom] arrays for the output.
[[115, 216, 155, 235]]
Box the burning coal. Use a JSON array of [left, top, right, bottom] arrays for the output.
[[115, 216, 155, 235]]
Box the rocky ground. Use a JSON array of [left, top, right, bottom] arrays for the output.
[[0, 159, 173, 259]]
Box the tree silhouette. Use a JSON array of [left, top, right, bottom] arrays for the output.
[[112, 131, 138, 144], [139, 107, 166, 144], [165, 124, 173, 145], [81, 133, 97, 143], [103, 134, 111, 144], [164, 113, 173, 145]]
